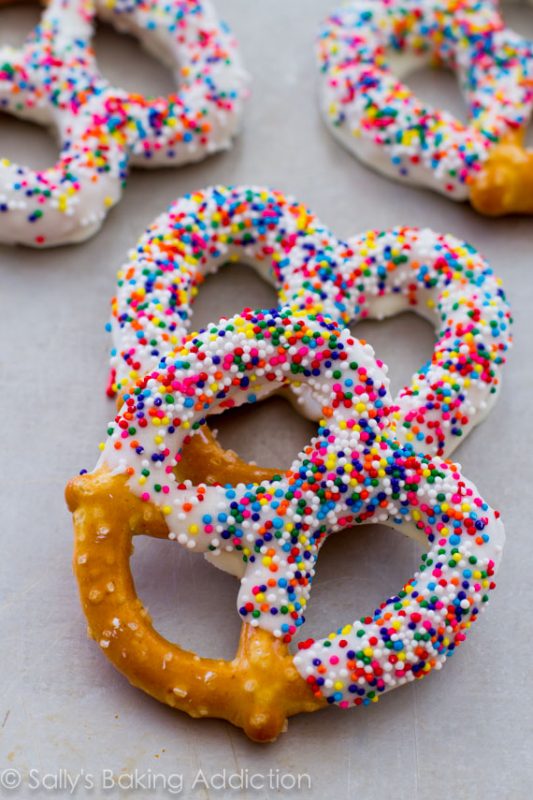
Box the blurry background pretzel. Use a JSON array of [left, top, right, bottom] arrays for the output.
[[0, 0, 248, 246], [317, 0, 533, 216], [67, 307, 505, 741]]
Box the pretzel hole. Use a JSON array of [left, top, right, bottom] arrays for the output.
[[293, 522, 424, 646], [130, 534, 242, 660], [0, 112, 59, 171], [190, 261, 278, 332], [93, 21, 176, 99], [183, 261, 314, 469], [403, 64, 467, 125], [501, 3, 533, 44], [350, 312, 434, 398], [0, 4, 41, 48], [212, 394, 317, 471]]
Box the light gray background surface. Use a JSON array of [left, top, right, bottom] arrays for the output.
[[0, 2, 532, 799]]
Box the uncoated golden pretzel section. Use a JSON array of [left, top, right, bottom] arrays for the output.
[[66, 468, 324, 742], [174, 424, 281, 486], [470, 130, 533, 216], [115, 390, 280, 487]]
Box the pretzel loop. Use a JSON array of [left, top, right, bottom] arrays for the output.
[[67, 468, 324, 742]]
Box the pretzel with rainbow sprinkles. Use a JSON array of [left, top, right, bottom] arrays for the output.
[[67, 306, 505, 741], [0, 0, 248, 247], [107, 185, 512, 477], [317, 0, 533, 215]]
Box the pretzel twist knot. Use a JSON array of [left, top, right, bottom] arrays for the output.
[[67, 306, 505, 740]]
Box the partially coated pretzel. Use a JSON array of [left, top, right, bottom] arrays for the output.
[[109, 186, 512, 468], [67, 307, 505, 740], [0, 0, 248, 246], [317, 0, 533, 215], [68, 469, 323, 742]]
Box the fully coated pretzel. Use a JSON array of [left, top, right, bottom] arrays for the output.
[[0, 0, 248, 246], [108, 186, 512, 474], [317, 0, 533, 215], [67, 307, 505, 740]]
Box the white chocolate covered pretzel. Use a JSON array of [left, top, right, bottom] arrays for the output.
[[0, 0, 248, 246], [317, 0, 533, 215], [109, 186, 512, 459], [67, 307, 505, 738]]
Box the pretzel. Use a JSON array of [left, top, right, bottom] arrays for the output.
[[108, 186, 512, 471], [317, 0, 533, 215], [0, 0, 248, 246], [67, 307, 505, 740]]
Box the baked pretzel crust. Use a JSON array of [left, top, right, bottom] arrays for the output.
[[66, 468, 324, 742], [174, 424, 280, 486], [470, 130, 533, 216]]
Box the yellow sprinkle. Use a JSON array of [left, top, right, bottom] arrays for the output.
[[342, 624, 352, 635]]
